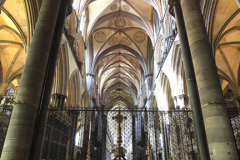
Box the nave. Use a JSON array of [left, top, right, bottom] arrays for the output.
[[1, 0, 240, 160]]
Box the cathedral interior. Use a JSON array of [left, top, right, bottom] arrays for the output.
[[1, 0, 240, 160]]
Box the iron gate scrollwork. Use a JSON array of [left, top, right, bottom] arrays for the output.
[[168, 110, 198, 160], [41, 109, 79, 160], [2, 97, 240, 159], [0, 97, 13, 157], [40, 106, 102, 160], [102, 108, 198, 160], [0, 100, 199, 160], [39, 107, 199, 160], [228, 108, 240, 157]]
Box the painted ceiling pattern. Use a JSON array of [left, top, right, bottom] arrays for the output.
[[85, 0, 159, 109]]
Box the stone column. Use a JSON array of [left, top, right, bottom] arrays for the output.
[[160, 113, 167, 160], [0, 94, 3, 103], [28, 0, 71, 159], [180, 0, 238, 159], [168, 0, 210, 159], [132, 113, 136, 160], [144, 74, 153, 91], [1, 0, 62, 159], [69, 111, 79, 159], [101, 105, 107, 160], [135, 105, 141, 159]]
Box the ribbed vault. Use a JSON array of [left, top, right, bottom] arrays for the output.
[[83, 0, 159, 108], [0, 0, 32, 97]]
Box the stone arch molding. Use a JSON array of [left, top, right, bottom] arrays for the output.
[[66, 69, 81, 107]]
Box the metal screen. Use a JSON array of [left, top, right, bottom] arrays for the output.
[[0, 98, 13, 157], [228, 108, 240, 157], [0, 103, 200, 160]]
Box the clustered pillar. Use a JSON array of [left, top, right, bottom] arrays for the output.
[[132, 114, 136, 160], [168, 0, 209, 159], [169, 0, 238, 159], [1, 0, 239, 159], [1, 0, 71, 160], [101, 105, 107, 160]]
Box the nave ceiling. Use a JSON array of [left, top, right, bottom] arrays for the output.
[[3, 0, 240, 111], [84, 0, 159, 108]]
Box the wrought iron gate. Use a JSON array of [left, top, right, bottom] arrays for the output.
[[40, 106, 101, 160], [168, 111, 198, 160], [1, 97, 240, 159], [228, 108, 240, 157], [0, 100, 199, 160], [39, 107, 199, 160], [41, 109, 79, 159], [0, 99, 13, 157]]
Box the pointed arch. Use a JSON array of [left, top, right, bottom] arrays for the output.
[[102, 82, 137, 105], [66, 69, 81, 108], [92, 44, 147, 74]]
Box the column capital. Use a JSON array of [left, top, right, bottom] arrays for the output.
[[168, 0, 180, 17], [144, 74, 153, 91], [60, 0, 73, 16], [168, 0, 180, 6]]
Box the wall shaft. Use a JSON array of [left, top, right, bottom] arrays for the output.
[[180, 0, 238, 159], [169, 0, 210, 159], [1, 0, 61, 159]]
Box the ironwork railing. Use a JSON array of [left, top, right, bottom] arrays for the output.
[[228, 107, 240, 157], [0, 98, 13, 157], [39, 107, 198, 160], [1, 99, 240, 159], [168, 110, 198, 160], [0, 100, 199, 160]]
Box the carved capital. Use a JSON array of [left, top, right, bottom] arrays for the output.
[[168, 0, 180, 6], [144, 74, 153, 91], [60, 0, 73, 16], [168, 0, 180, 17]]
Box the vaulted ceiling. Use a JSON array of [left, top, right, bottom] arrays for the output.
[[0, 0, 31, 96], [84, 0, 158, 108], [207, 0, 240, 96]]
